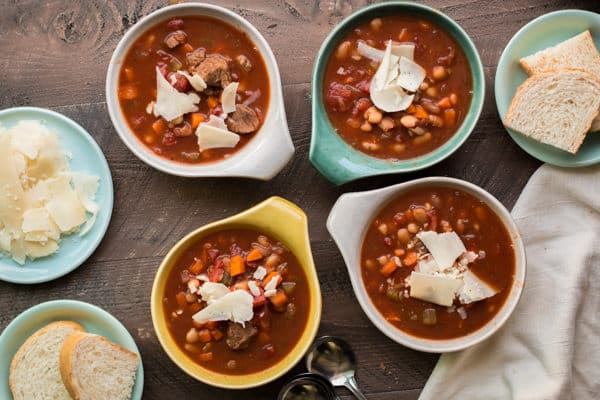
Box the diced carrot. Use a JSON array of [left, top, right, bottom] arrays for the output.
[[437, 97, 452, 109], [403, 252, 418, 267], [269, 290, 288, 308], [189, 302, 201, 314], [189, 260, 204, 275], [262, 272, 282, 288], [211, 329, 223, 341], [246, 248, 263, 262], [175, 292, 187, 309], [380, 259, 398, 277], [190, 113, 205, 129], [198, 352, 213, 362], [205, 321, 219, 330], [118, 85, 138, 100], [406, 104, 417, 114], [207, 96, 218, 108], [230, 255, 245, 277], [182, 43, 194, 53], [443, 108, 456, 126], [123, 67, 134, 81], [398, 28, 409, 42], [152, 118, 166, 134], [198, 329, 212, 343], [414, 105, 429, 119]]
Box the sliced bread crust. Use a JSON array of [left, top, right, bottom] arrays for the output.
[[60, 332, 139, 400], [520, 30, 600, 78], [504, 68, 600, 153], [9, 321, 85, 400]]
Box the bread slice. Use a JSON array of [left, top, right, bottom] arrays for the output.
[[504, 69, 600, 153], [9, 321, 85, 400], [520, 30, 600, 78], [59, 332, 139, 400]]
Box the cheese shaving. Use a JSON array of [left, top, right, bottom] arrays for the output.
[[153, 67, 200, 122], [357, 41, 415, 62], [253, 266, 267, 280], [199, 282, 231, 305], [396, 56, 426, 92], [221, 82, 239, 114], [195, 117, 240, 152], [193, 289, 254, 325], [409, 271, 464, 307], [458, 270, 498, 304], [417, 231, 466, 271], [0, 120, 100, 265], [176, 70, 207, 92]]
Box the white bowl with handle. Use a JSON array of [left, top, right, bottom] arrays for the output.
[[326, 177, 526, 352], [106, 3, 294, 179]]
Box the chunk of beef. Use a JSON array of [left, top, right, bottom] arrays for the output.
[[226, 104, 260, 134], [226, 322, 257, 350], [235, 55, 253, 72], [164, 30, 187, 49], [191, 55, 231, 88], [186, 48, 206, 68]]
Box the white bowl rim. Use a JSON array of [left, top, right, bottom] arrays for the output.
[[326, 177, 527, 353], [106, 3, 294, 179]]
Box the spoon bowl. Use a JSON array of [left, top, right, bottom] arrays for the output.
[[306, 337, 367, 400]]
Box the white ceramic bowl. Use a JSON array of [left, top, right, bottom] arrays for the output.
[[106, 3, 294, 179], [326, 177, 526, 353]]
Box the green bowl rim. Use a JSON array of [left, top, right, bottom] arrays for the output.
[[309, 1, 485, 185]]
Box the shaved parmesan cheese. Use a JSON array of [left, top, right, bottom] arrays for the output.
[[253, 266, 267, 280], [204, 115, 228, 130], [221, 82, 239, 114], [248, 280, 261, 297], [153, 67, 200, 122], [357, 41, 415, 62], [264, 289, 277, 298], [416, 255, 439, 275], [193, 290, 254, 325], [370, 83, 414, 112], [0, 120, 99, 264], [409, 271, 463, 307], [177, 70, 207, 92], [417, 231, 466, 271], [145, 101, 154, 114], [199, 282, 230, 305], [458, 270, 498, 304], [391, 43, 415, 60], [195, 119, 240, 152], [396, 56, 426, 92]]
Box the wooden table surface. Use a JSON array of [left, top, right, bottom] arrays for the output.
[[1, 0, 596, 399]]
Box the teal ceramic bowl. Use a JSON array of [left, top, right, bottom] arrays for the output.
[[310, 1, 485, 185], [495, 10, 600, 167], [0, 107, 114, 284], [0, 300, 144, 399]]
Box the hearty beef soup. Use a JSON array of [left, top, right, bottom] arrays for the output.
[[361, 187, 515, 339], [118, 16, 270, 164], [323, 16, 473, 160], [163, 229, 309, 375]]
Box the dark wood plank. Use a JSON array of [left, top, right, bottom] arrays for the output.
[[0, 0, 597, 399]]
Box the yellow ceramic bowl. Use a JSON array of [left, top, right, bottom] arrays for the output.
[[150, 197, 322, 389]]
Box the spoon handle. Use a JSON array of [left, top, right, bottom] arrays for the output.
[[345, 376, 368, 400]]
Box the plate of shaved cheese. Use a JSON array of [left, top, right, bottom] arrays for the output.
[[496, 10, 600, 167], [0, 107, 113, 284]]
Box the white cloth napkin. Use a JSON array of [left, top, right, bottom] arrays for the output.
[[419, 164, 600, 400]]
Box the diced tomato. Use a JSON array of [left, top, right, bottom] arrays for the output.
[[355, 79, 371, 94], [161, 131, 177, 147], [168, 72, 190, 92], [208, 266, 224, 283], [253, 294, 267, 308], [325, 82, 360, 112], [167, 18, 184, 30], [351, 97, 372, 116]]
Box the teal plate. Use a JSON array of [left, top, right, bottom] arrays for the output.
[[0, 107, 113, 284], [495, 10, 600, 167], [309, 1, 485, 185], [0, 300, 144, 399]]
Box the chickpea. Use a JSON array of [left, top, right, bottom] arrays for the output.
[[400, 115, 418, 128], [412, 132, 432, 145], [450, 93, 458, 105], [346, 118, 361, 129], [370, 18, 383, 30], [407, 223, 418, 234], [184, 343, 201, 353], [378, 117, 395, 132], [336, 41, 352, 60], [432, 65, 448, 81], [377, 255, 389, 265], [378, 223, 388, 235], [393, 143, 406, 153], [397, 228, 410, 243], [360, 121, 373, 132], [361, 141, 380, 151], [419, 81, 429, 91], [426, 86, 439, 97], [456, 219, 465, 234], [364, 106, 383, 124], [413, 208, 428, 224], [186, 328, 200, 343], [365, 259, 376, 269]]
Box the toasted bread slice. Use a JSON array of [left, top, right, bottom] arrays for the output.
[[504, 69, 600, 153], [59, 332, 139, 400], [9, 321, 85, 400], [520, 30, 600, 78]]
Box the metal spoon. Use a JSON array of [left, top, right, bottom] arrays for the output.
[[306, 336, 368, 400]]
